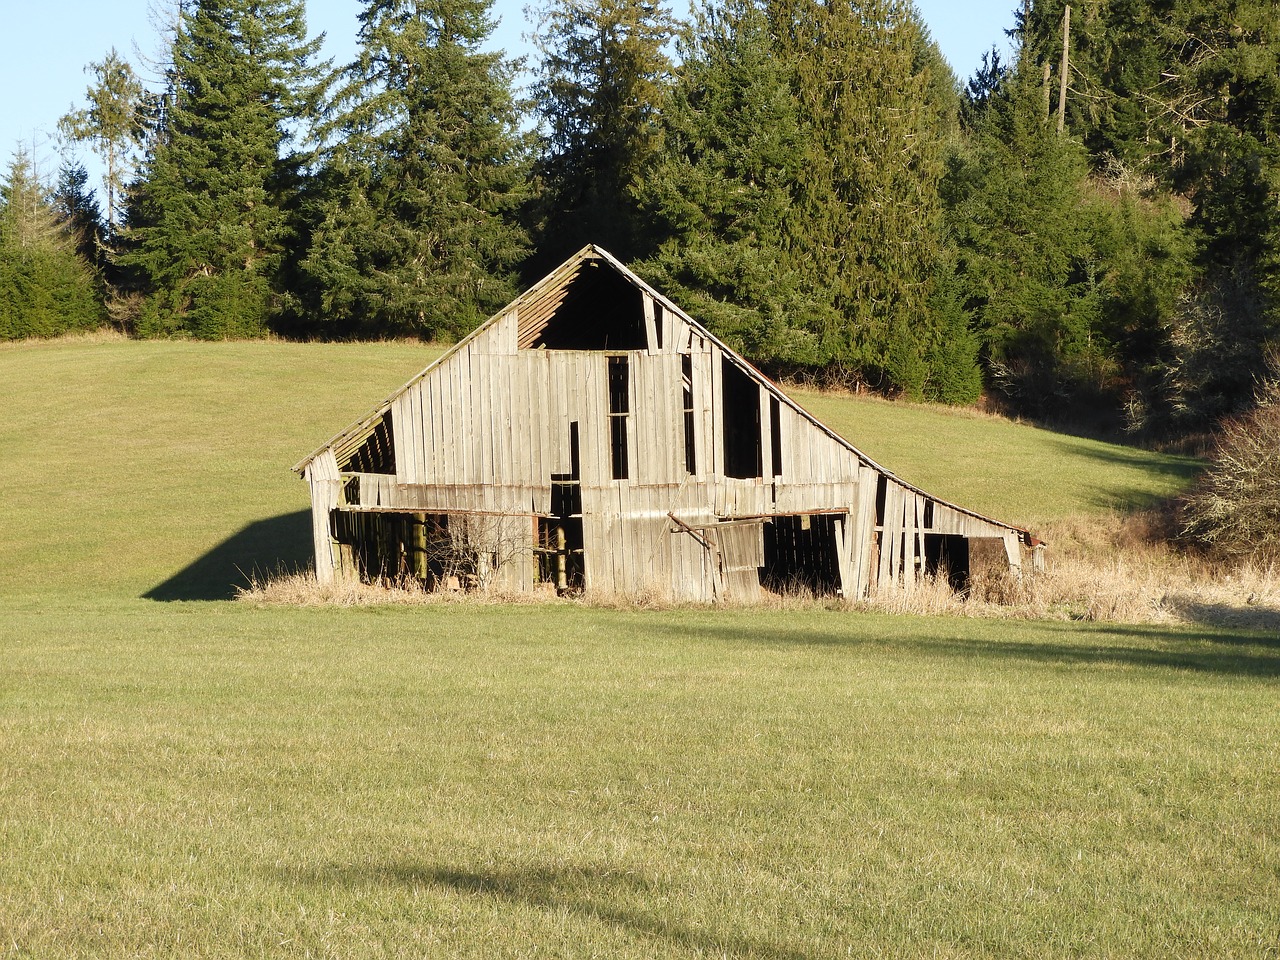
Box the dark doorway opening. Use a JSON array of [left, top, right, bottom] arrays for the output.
[[537, 421, 585, 593], [760, 514, 842, 595], [923, 533, 969, 590]]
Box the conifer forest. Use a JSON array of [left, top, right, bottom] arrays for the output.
[[4, 0, 1279, 439]]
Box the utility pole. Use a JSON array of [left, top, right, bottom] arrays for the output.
[[1057, 5, 1071, 134]]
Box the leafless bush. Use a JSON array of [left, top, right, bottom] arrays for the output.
[[1180, 375, 1280, 564]]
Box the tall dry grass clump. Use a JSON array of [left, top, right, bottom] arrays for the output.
[[852, 508, 1279, 630], [236, 570, 569, 607], [241, 522, 1280, 630]]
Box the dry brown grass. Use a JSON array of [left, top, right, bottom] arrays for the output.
[[239, 513, 1280, 630], [235, 571, 569, 607], [0, 327, 131, 350], [853, 509, 1280, 631]]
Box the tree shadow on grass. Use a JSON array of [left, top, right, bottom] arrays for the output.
[[144, 510, 312, 601], [646, 618, 1280, 679], [1161, 600, 1280, 637], [291, 860, 808, 959], [1040, 436, 1202, 511]]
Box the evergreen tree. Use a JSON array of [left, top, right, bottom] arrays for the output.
[[771, 0, 957, 397], [1016, 0, 1280, 429], [944, 61, 1103, 416], [120, 0, 326, 338], [633, 0, 826, 366], [300, 0, 531, 339], [529, 0, 675, 268], [58, 48, 151, 236], [52, 161, 107, 277], [1018, 0, 1178, 168], [0, 152, 104, 340]]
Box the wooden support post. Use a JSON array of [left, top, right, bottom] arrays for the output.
[[412, 512, 427, 581], [555, 524, 567, 591], [1003, 533, 1023, 581]]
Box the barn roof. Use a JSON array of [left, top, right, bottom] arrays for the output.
[[294, 244, 1035, 543]]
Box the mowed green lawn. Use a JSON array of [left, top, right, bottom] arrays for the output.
[[1, 339, 1275, 958]]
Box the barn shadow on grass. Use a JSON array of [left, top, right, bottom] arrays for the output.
[[291, 860, 808, 960], [144, 510, 312, 601], [651, 619, 1280, 679]]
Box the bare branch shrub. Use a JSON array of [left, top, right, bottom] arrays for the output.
[[1180, 374, 1280, 564]]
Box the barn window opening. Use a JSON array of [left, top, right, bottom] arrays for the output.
[[538, 420, 585, 593], [682, 354, 696, 475], [331, 510, 531, 592], [769, 395, 783, 477], [722, 358, 762, 479], [518, 260, 648, 350], [330, 510, 437, 586], [608, 356, 630, 480], [536, 516, 584, 593], [760, 514, 842, 595]]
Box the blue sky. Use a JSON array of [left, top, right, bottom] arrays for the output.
[[2, 0, 1016, 190]]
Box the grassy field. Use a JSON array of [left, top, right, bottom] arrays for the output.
[[1, 337, 1276, 958]]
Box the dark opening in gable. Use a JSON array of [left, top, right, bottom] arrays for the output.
[[338, 411, 396, 475], [518, 259, 648, 350]]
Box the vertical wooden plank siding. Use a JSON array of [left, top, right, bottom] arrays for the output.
[[428, 362, 445, 484], [409, 381, 426, 484], [902, 491, 918, 594], [390, 394, 411, 484], [879, 482, 899, 590], [757, 384, 772, 484], [305, 450, 342, 584], [642, 294, 659, 354], [302, 251, 1032, 602]]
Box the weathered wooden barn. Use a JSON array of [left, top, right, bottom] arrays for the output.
[[295, 245, 1037, 601]]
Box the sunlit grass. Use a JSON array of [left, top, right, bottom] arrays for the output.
[[0, 339, 1197, 600], [2, 339, 1272, 959], [791, 388, 1201, 528], [2, 600, 1277, 958]]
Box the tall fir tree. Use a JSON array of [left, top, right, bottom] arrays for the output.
[[633, 0, 828, 367], [943, 58, 1102, 416], [300, 0, 531, 340], [528, 0, 675, 270], [120, 0, 325, 338], [770, 0, 959, 397], [1016, 0, 1280, 428], [52, 161, 107, 279], [0, 152, 105, 340]]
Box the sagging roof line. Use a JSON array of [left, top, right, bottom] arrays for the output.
[[292, 244, 1032, 542]]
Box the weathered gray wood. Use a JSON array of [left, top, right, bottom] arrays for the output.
[[306, 450, 342, 584], [297, 244, 1035, 600]]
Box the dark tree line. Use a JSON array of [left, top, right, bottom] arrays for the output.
[[4, 0, 1278, 437]]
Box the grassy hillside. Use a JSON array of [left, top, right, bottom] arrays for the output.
[[791, 389, 1200, 528], [0, 337, 1197, 600], [0, 337, 442, 599], [1, 337, 1275, 959]]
